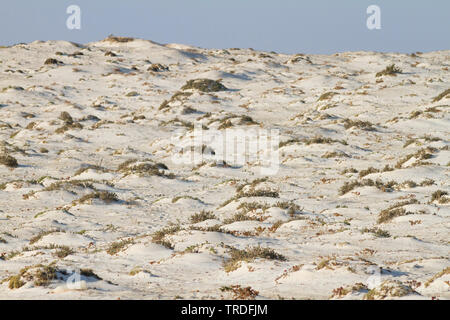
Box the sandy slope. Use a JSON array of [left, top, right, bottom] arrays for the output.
[[0, 37, 448, 299]]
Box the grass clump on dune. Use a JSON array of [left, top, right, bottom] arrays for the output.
[[317, 92, 337, 101], [431, 190, 449, 204], [104, 35, 134, 43], [343, 118, 375, 131], [29, 229, 62, 245], [377, 199, 419, 223], [151, 225, 181, 249], [376, 64, 402, 77], [0, 154, 18, 168], [339, 179, 396, 195], [424, 267, 450, 288], [148, 63, 169, 72], [189, 211, 216, 223], [74, 191, 119, 205], [181, 79, 227, 92], [432, 88, 450, 102], [117, 159, 173, 178], [44, 58, 63, 65], [4, 264, 60, 289], [224, 246, 286, 272], [106, 238, 134, 255], [219, 285, 259, 300]]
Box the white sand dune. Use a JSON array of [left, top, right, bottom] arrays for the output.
[[0, 37, 448, 299]]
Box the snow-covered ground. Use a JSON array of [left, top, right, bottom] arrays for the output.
[[0, 37, 448, 299]]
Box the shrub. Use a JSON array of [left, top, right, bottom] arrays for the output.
[[317, 92, 336, 101], [151, 225, 181, 249], [343, 119, 375, 131], [432, 88, 450, 102], [105, 35, 134, 43], [29, 230, 60, 245], [431, 190, 449, 204], [361, 227, 391, 238], [224, 246, 286, 272], [181, 79, 227, 92], [376, 64, 402, 77], [58, 111, 74, 124], [148, 63, 169, 72], [44, 58, 62, 65], [377, 199, 419, 223], [54, 246, 74, 258], [359, 167, 379, 178], [77, 191, 119, 204], [8, 275, 24, 289], [220, 285, 259, 300], [0, 154, 18, 168], [106, 238, 134, 255], [189, 211, 216, 223]]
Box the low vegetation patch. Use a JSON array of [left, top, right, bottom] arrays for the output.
[[189, 211, 216, 223], [364, 280, 416, 300], [343, 118, 375, 131], [377, 199, 419, 223], [104, 35, 134, 43], [361, 227, 391, 238], [181, 79, 227, 92], [29, 229, 62, 245], [4, 264, 61, 289], [432, 88, 450, 102], [0, 154, 18, 168], [395, 147, 436, 168], [317, 92, 337, 101], [151, 225, 181, 249], [117, 159, 173, 178], [224, 246, 286, 272], [376, 64, 402, 77], [424, 267, 450, 288], [431, 190, 449, 204], [220, 285, 259, 300], [339, 179, 396, 195], [77, 191, 119, 204], [106, 238, 134, 255]]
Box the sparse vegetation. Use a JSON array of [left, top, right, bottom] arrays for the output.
[[377, 199, 419, 223], [77, 191, 119, 204], [376, 64, 402, 77], [106, 238, 134, 255], [189, 211, 216, 223], [339, 179, 397, 195], [148, 63, 169, 72], [151, 225, 181, 249], [343, 118, 375, 131], [44, 58, 62, 65], [431, 190, 449, 204], [361, 227, 391, 238], [181, 79, 227, 92], [432, 88, 450, 102], [224, 246, 286, 272], [424, 267, 450, 287], [54, 246, 75, 258], [220, 285, 259, 300], [0, 154, 18, 168], [29, 230, 61, 245], [364, 280, 416, 300], [317, 92, 337, 101]]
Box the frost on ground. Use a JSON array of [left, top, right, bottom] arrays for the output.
[[0, 37, 448, 299]]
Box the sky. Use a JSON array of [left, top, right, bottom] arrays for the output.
[[0, 0, 449, 54]]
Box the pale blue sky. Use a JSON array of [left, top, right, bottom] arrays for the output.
[[0, 0, 448, 54]]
